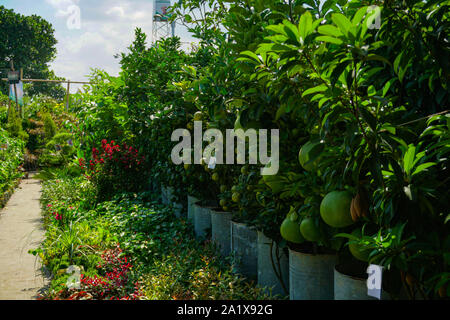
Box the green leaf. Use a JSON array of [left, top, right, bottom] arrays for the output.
[[403, 144, 416, 177], [352, 6, 369, 26], [359, 108, 377, 131], [393, 52, 403, 74], [412, 162, 436, 176], [302, 84, 328, 97], [316, 36, 343, 45], [318, 25, 343, 37], [330, 60, 350, 87], [298, 11, 313, 43], [331, 13, 352, 36], [283, 20, 300, 44], [365, 54, 392, 66], [239, 51, 261, 63]]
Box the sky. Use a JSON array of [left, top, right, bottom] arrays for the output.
[[1, 0, 196, 92]]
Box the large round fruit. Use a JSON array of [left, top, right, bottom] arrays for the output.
[[280, 218, 305, 244], [348, 229, 370, 262], [241, 166, 249, 175], [232, 192, 241, 203], [219, 199, 227, 208], [212, 173, 219, 182], [220, 185, 227, 193], [300, 218, 322, 242], [320, 191, 354, 228], [298, 141, 322, 172]]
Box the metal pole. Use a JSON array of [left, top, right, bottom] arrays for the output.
[[66, 80, 70, 112]]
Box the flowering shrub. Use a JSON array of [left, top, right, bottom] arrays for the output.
[[69, 246, 142, 300], [78, 140, 147, 201], [45, 202, 79, 226], [45, 246, 142, 300]]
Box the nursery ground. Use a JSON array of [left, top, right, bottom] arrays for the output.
[[0, 175, 48, 300]]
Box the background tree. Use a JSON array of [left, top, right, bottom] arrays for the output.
[[0, 5, 66, 99]]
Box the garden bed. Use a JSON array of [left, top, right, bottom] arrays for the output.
[[34, 173, 275, 300]]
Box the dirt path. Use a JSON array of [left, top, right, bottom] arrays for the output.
[[0, 175, 48, 300]]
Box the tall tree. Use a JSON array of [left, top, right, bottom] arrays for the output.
[[0, 5, 65, 99]]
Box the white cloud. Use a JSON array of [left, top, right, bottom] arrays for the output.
[[41, 0, 196, 91]]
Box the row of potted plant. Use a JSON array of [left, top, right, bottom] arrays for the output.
[[162, 182, 390, 300]]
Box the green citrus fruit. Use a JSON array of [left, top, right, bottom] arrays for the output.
[[320, 191, 354, 228], [298, 141, 323, 172], [241, 165, 249, 175], [280, 218, 305, 244], [212, 173, 219, 182], [300, 217, 322, 242], [231, 185, 238, 193], [348, 229, 370, 262], [220, 185, 227, 193], [232, 192, 241, 203], [219, 199, 227, 207]]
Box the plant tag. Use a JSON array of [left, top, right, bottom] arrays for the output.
[[208, 156, 216, 169], [66, 265, 81, 290], [367, 264, 383, 299]]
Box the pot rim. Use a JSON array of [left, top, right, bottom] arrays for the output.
[[230, 220, 258, 231], [334, 264, 367, 281], [210, 210, 232, 215], [288, 247, 337, 257]]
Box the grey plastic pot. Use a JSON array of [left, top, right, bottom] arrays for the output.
[[173, 202, 184, 218], [166, 186, 175, 204], [210, 210, 232, 257], [193, 204, 213, 239], [257, 231, 289, 297], [230, 221, 258, 279], [160, 184, 167, 204], [334, 265, 390, 300], [187, 195, 199, 223], [289, 249, 336, 300]]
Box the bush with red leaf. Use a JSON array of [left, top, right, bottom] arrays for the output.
[[78, 140, 148, 201], [68, 245, 142, 300]]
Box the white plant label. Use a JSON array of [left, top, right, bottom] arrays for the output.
[[66, 265, 81, 290], [367, 264, 383, 299], [208, 156, 217, 169]]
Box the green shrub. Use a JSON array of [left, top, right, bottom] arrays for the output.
[[6, 106, 28, 142], [42, 112, 57, 141]]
